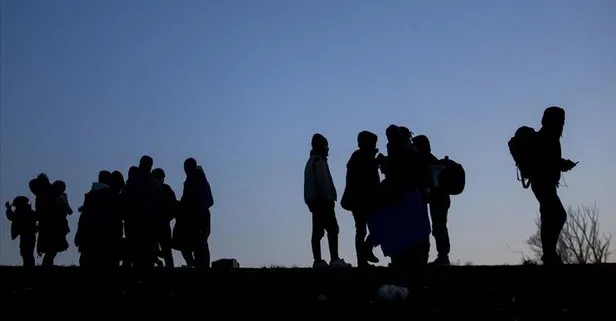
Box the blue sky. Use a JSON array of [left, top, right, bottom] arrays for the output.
[[1, 0, 615, 267]]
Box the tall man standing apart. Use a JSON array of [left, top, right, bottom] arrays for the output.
[[508, 106, 577, 265], [529, 107, 577, 265], [178, 157, 214, 268], [304, 133, 351, 268]]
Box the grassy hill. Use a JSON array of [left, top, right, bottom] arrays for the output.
[[2, 264, 614, 319]]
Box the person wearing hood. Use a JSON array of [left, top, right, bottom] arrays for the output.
[[529, 106, 577, 265], [174, 157, 214, 268], [75, 170, 122, 268], [5, 196, 38, 267], [341, 131, 381, 267], [304, 133, 351, 268], [413, 134, 452, 265]]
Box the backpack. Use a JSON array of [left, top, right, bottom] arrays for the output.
[[437, 156, 465, 195], [508, 126, 538, 188]]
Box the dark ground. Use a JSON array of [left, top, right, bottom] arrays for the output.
[[1, 264, 615, 319]]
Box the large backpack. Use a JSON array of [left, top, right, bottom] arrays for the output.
[[508, 126, 539, 188], [437, 156, 465, 195]]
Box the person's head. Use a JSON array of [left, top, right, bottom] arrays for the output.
[[398, 126, 413, 140], [29, 174, 50, 196], [311, 133, 329, 156], [385, 125, 402, 143], [98, 170, 112, 185], [52, 180, 67, 195], [111, 171, 125, 191], [139, 155, 154, 172], [12, 196, 30, 210], [152, 168, 166, 183], [128, 166, 139, 180], [357, 131, 378, 152], [184, 157, 198, 175], [37, 173, 50, 185], [412, 135, 431, 154], [541, 106, 565, 137]]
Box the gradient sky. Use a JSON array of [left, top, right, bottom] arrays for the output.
[[1, 0, 615, 267]]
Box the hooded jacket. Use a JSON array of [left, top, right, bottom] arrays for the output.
[[181, 166, 214, 212], [304, 153, 337, 205]]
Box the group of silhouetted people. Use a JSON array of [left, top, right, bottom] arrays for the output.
[[304, 125, 463, 269], [5, 156, 214, 269], [6, 106, 577, 268]]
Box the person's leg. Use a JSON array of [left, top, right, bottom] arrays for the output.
[[311, 205, 327, 267], [323, 205, 340, 261], [194, 210, 211, 269], [532, 181, 567, 265], [323, 205, 350, 267], [352, 211, 368, 266], [429, 202, 451, 264], [20, 237, 36, 267], [160, 224, 174, 268], [181, 250, 196, 267], [42, 252, 57, 266]]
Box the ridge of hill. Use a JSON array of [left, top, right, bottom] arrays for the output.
[[2, 264, 614, 318]]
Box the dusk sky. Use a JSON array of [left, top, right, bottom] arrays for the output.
[[1, 0, 615, 267]]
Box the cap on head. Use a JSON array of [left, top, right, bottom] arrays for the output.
[[311, 133, 328, 150]]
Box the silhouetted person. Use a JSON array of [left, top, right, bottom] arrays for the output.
[[380, 126, 431, 267], [124, 155, 163, 269], [110, 170, 126, 194], [381, 125, 414, 206], [530, 107, 577, 265], [5, 196, 38, 267], [52, 180, 73, 216], [30, 174, 69, 266], [174, 158, 214, 268], [341, 131, 381, 267], [152, 168, 177, 268], [304, 133, 351, 268], [413, 134, 451, 265], [75, 171, 121, 268]]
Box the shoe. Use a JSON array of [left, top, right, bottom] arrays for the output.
[[313, 259, 329, 268], [330, 258, 352, 268], [430, 256, 450, 265]]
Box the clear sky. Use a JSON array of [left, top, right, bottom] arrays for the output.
[[1, 0, 615, 267]]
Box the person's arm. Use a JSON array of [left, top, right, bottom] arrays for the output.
[[560, 158, 578, 172], [314, 158, 334, 201], [203, 175, 214, 209], [61, 195, 73, 215], [5, 202, 15, 221]]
